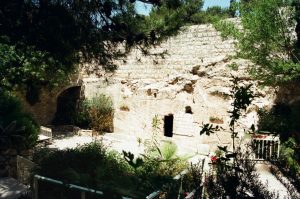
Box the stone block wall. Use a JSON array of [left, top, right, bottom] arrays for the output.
[[79, 22, 276, 152], [173, 112, 198, 137], [111, 24, 235, 80]]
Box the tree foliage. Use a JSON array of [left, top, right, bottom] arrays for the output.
[[0, 91, 39, 149], [216, 0, 300, 85], [0, 0, 203, 101]]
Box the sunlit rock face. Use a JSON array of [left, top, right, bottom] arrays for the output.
[[23, 22, 277, 153], [79, 22, 276, 152]]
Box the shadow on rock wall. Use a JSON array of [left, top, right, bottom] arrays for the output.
[[257, 81, 300, 142]]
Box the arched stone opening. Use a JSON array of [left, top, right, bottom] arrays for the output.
[[52, 86, 82, 125]]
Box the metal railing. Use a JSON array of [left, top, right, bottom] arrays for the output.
[[33, 174, 104, 199], [33, 174, 136, 199], [40, 126, 52, 138], [252, 134, 280, 160]]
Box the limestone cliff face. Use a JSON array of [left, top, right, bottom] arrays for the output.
[[80, 23, 276, 150], [17, 21, 279, 151]]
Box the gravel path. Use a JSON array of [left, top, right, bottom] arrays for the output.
[[49, 135, 95, 150], [48, 133, 209, 157]]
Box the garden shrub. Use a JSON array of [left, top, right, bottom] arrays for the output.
[[258, 103, 292, 140], [179, 160, 205, 198], [72, 103, 91, 128], [0, 91, 39, 149], [74, 95, 114, 133], [258, 102, 300, 140], [129, 141, 188, 197], [33, 141, 138, 199], [86, 95, 114, 133], [280, 138, 300, 176], [33, 141, 191, 198]]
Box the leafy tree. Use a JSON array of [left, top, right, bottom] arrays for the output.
[[229, 0, 237, 17], [215, 0, 300, 85], [188, 5, 232, 24], [0, 0, 203, 103]]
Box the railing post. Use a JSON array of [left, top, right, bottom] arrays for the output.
[[33, 176, 38, 199], [277, 139, 280, 159], [81, 191, 86, 199], [177, 175, 183, 199]]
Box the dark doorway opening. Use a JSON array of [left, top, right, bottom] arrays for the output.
[[53, 86, 81, 125], [164, 114, 174, 137]]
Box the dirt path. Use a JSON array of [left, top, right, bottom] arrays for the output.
[[0, 177, 28, 199], [256, 163, 290, 199]]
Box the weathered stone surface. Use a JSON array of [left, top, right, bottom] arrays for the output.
[[20, 22, 278, 153]]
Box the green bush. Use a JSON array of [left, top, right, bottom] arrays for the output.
[[132, 141, 188, 196], [74, 95, 114, 133], [280, 138, 300, 176], [33, 141, 190, 198], [0, 91, 39, 149], [33, 142, 144, 198]]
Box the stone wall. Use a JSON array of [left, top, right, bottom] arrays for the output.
[[112, 24, 235, 80], [81, 22, 276, 151], [20, 21, 278, 152], [16, 75, 82, 125]]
